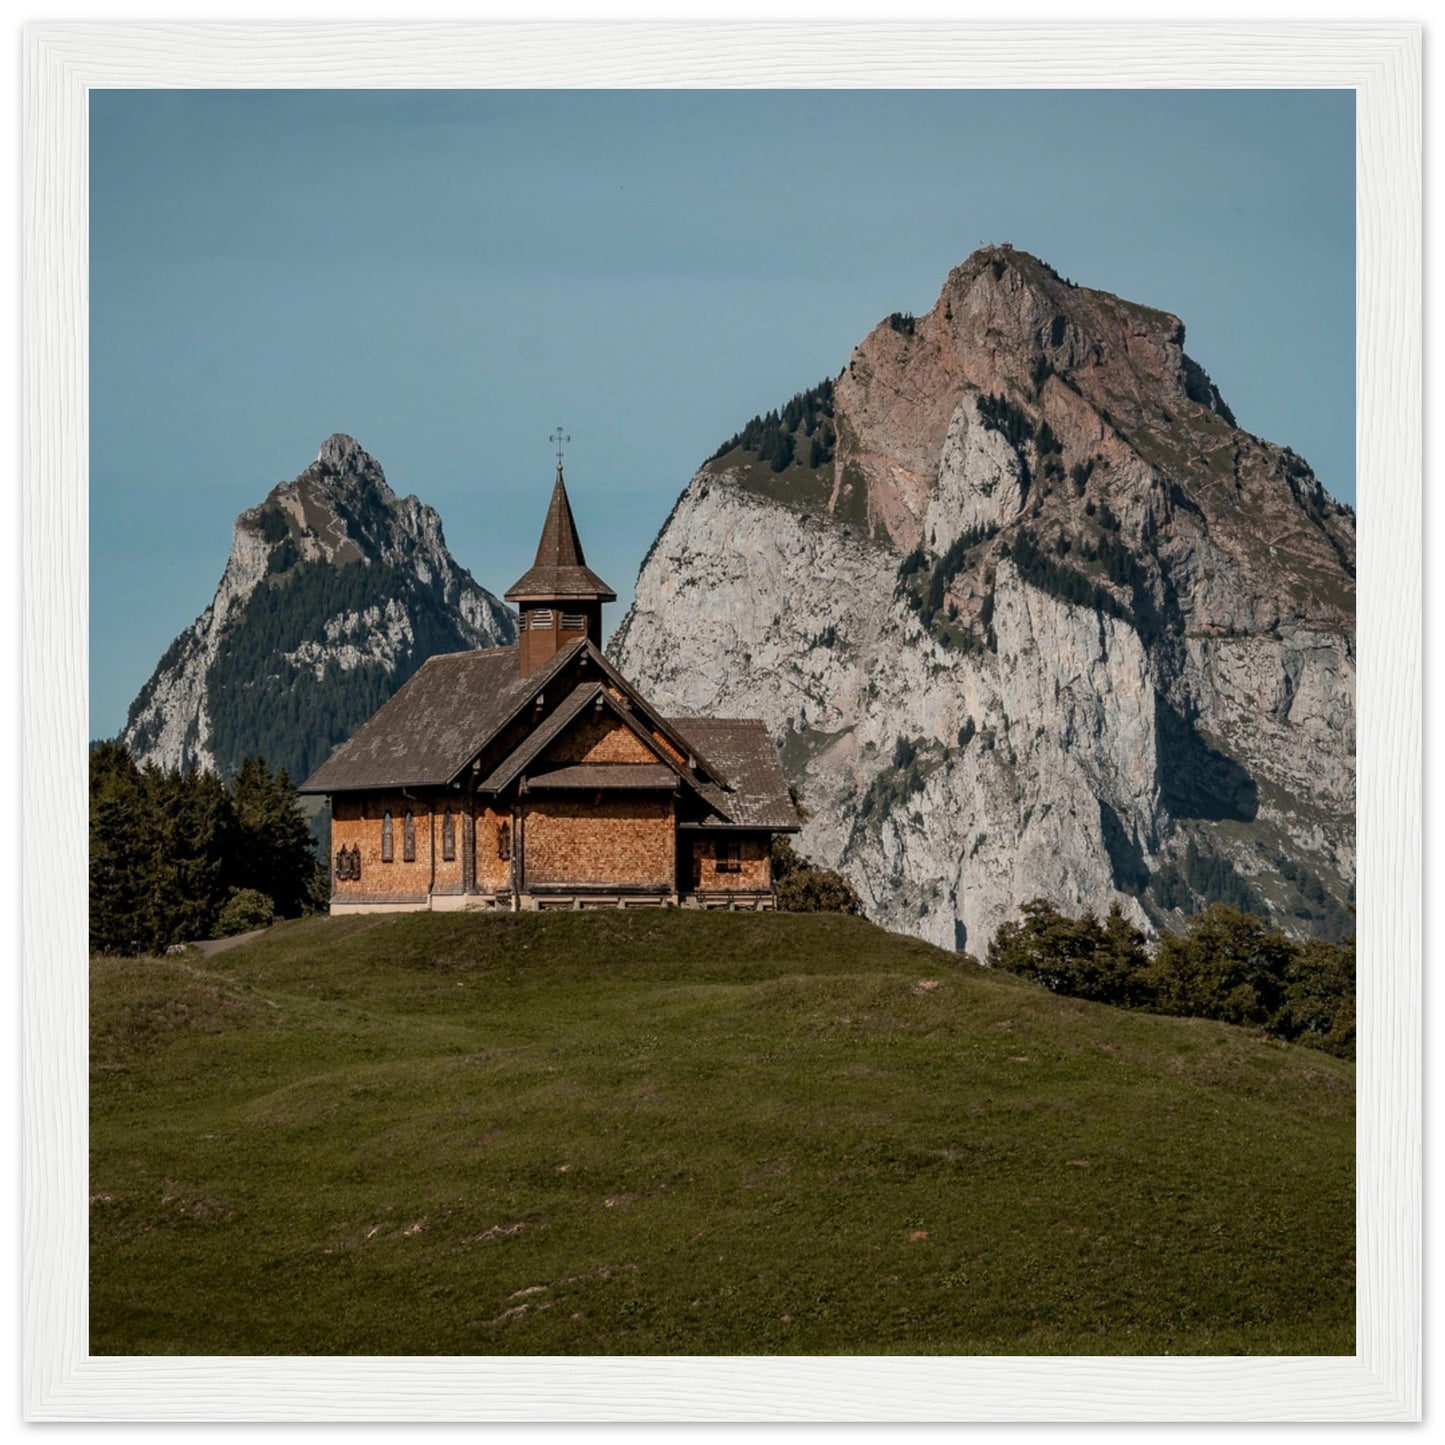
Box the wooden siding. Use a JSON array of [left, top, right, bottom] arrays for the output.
[[541, 711, 659, 766], [330, 791, 435, 900], [522, 797, 674, 888], [686, 833, 773, 892], [473, 802, 514, 894], [433, 802, 464, 895]]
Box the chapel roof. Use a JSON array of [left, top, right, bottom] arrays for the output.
[[526, 762, 680, 792], [505, 467, 616, 603], [299, 640, 583, 794], [299, 639, 799, 832], [665, 717, 802, 830]]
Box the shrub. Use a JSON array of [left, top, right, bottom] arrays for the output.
[[213, 888, 275, 938], [1149, 904, 1293, 1026], [988, 898, 1354, 1059], [771, 836, 862, 915], [776, 868, 862, 916], [988, 898, 1151, 1007]]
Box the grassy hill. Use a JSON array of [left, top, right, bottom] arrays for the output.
[[90, 912, 1354, 1356]]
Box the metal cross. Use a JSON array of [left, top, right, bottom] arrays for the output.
[[550, 426, 570, 467]]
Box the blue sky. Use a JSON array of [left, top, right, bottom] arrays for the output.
[[90, 88, 1354, 740]]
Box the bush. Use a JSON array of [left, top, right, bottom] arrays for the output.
[[213, 888, 275, 938], [1149, 904, 1292, 1026], [988, 898, 1151, 1006], [989, 897, 1355, 1059], [772, 836, 862, 915], [776, 868, 863, 916]]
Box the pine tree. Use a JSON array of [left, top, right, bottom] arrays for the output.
[[227, 757, 317, 917], [89, 742, 147, 954]]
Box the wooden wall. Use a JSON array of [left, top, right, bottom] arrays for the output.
[[521, 797, 674, 888], [686, 833, 773, 892]]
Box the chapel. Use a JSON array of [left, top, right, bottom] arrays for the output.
[[300, 461, 800, 913]]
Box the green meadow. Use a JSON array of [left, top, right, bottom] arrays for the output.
[[90, 911, 1354, 1355]]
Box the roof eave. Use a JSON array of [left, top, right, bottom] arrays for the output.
[[504, 588, 618, 603], [677, 820, 800, 832]]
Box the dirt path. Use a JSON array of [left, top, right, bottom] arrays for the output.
[[188, 929, 269, 958]]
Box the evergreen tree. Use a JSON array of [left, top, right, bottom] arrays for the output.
[[1149, 904, 1295, 1027], [88, 742, 147, 954], [228, 756, 317, 917], [88, 744, 318, 955], [988, 898, 1150, 1006]]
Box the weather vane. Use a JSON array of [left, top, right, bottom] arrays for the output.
[[550, 426, 570, 468]]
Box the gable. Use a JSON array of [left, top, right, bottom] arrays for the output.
[[541, 709, 659, 766], [479, 682, 704, 801], [464, 642, 719, 792]]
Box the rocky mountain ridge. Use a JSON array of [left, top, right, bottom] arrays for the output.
[[121, 433, 515, 782], [610, 246, 1355, 951]]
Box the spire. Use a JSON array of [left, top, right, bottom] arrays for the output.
[[505, 453, 616, 604], [508, 439, 616, 677], [530, 466, 590, 574]]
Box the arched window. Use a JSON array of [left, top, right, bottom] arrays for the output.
[[403, 809, 416, 863], [381, 811, 394, 862], [349, 845, 361, 881], [442, 809, 456, 861], [335, 846, 349, 881], [497, 822, 512, 862]]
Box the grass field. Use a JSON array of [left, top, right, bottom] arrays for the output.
[[90, 911, 1354, 1355]]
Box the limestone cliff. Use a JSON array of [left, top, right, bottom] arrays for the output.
[[121, 433, 515, 782], [610, 247, 1355, 950]]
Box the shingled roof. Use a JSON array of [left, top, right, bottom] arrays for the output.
[[667, 717, 800, 830], [505, 468, 616, 603], [299, 641, 583, 793], [299, 639, 800, 833]]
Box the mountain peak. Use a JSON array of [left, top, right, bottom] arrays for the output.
[[316, 432, 374, 474], [614, 249, 1356, 955], [120, 440, 516, 781]]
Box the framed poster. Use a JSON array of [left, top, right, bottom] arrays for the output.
[[22, 18, 1420, 1424]]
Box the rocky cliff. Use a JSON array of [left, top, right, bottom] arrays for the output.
[[610, 247, 1355, 951], [122, 433, 515, 782]]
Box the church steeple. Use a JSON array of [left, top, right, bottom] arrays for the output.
[[505, 451, 615, 676]]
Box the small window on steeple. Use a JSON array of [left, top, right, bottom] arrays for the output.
[[561, 612, 586, 631], [531, 610, 554, 630]]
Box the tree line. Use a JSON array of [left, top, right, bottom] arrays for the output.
[[987, 898, 1355, 1060], [90, 743, 323, 956], [709, 378, 837, 473]]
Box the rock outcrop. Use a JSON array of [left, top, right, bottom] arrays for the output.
[[122, 434, 515, 782], [611, 247, 1355, 950]]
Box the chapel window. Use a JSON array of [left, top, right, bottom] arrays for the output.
[[717, 839, 742, 873], [442, 809, 456, 861], [381, 811, 394, 863], [498, 822, 512, 862], [349, 845, 361, 881], [334, 847, 349, 881], [403, 809, 416, 863]]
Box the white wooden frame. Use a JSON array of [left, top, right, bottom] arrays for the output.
[[22, 22, 1420, 1422]]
